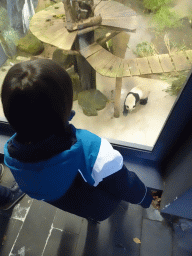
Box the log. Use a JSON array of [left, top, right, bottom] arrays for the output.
[[75, 15, 102, 31]]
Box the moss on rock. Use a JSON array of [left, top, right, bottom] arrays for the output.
[[17, 31, 44, 55], [78, 89, 108, 116]]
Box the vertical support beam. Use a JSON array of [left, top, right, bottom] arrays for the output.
[[112, 32, 129, 118], [114, 77, 122, 118], [76, 31, 96, 90]]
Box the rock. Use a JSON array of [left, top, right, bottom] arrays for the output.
[[78, 89, 108, 116], [17, 31, 44, 55], [66, 66, 82, 101], [52, 49, 73, 69]]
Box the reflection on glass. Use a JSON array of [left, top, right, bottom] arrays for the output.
[[0, 0, 191, 149]]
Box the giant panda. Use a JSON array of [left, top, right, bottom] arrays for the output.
[[123, 85, 150, 116]]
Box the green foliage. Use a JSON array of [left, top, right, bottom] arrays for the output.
[[169, 41, 189, 52], [164, 73, 188, 96], [143, 0, 173, 12], [107, 39, 113, 48], [152, 6, 182, 32], [134, 41, 157, 57]]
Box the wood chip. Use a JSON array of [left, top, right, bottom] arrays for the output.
[[133, 238, 141, 244]]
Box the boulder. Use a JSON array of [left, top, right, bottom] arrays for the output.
[[17, 31, 44, 55], [78, 89, 108, 116]]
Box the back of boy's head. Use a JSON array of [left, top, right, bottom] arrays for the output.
[[1, 58, 73, 142]]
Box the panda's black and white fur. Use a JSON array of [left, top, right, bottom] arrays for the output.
[[123, 85, 150, 116]]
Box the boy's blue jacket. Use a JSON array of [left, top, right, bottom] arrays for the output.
[[4, 125, 153, 208]]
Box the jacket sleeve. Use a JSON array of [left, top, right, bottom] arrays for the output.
[[97, 164, 153, 208]]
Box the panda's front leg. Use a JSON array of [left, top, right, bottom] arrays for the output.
[[123, 105, 129, 116], [140, 97, 148, 105]]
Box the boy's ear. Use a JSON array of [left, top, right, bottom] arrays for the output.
[[68, 110, 75, 121]]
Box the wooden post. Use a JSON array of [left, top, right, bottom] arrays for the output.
[[114, 77, 122, 118], [62, 0, 96, 90], [112, 32, 129, 117], [75, 31, 96, 90]]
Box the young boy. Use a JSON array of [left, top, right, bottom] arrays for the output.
[[1, 59, 154, 219]]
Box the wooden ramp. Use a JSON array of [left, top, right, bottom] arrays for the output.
[[80, 43, 192, 77]]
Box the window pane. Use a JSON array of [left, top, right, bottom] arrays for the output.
[[0, 0, 191, 150]]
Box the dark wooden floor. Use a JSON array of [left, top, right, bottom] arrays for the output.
[[0, 165, 186, 256]]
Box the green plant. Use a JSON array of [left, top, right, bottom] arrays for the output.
[[143, 0, 173, 12], [107, 39, 113, 48], [134, 41, 158, 57], [164, 34, 188, 55], [164, 73, 188, 95], [152, 6, 182, 32], [106, 39, 113, 52]]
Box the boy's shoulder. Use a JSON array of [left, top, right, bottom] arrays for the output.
[[75, 127, 102, 154], [76, 127, 101, 141]]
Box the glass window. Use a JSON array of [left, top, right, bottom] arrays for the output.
[[0, 0, 191, 150]]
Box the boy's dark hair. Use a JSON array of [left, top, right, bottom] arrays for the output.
[[1, 58, 73, 142]]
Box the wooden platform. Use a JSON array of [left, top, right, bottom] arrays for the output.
[[30, 0, 137, 51], [30, 2, 78, 51], [94, 0, 137, 31]]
